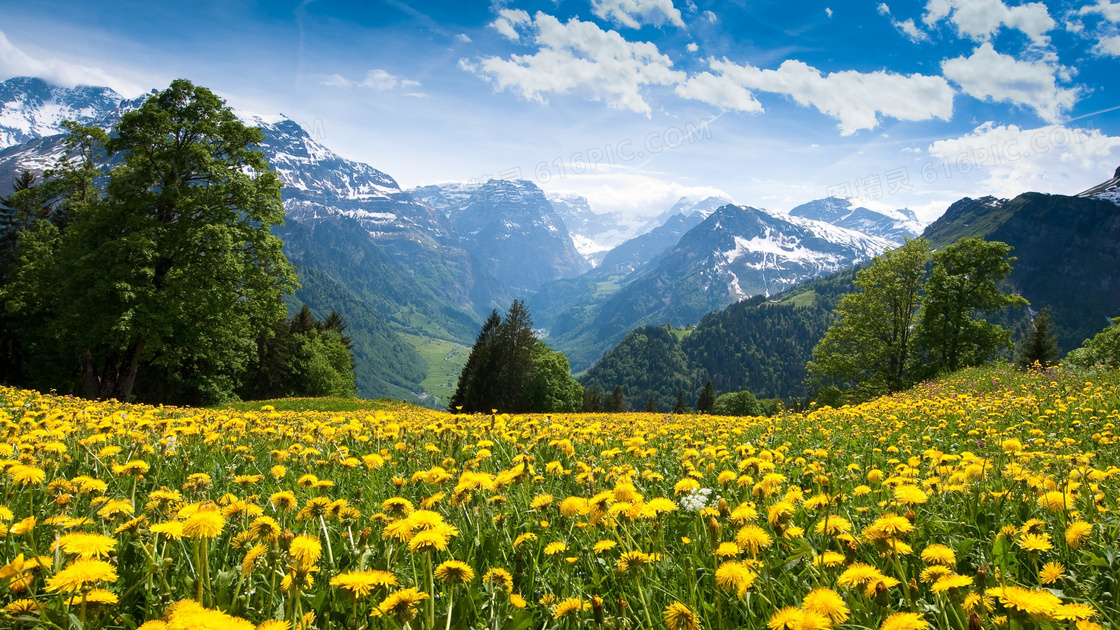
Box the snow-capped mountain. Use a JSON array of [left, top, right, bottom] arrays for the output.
[[545, 192, 645, 266], [635, 193, 734, 235], [538, 202, 894, 371], [408, 182, 480, 218], [788, 197, 922, 244], [630, 204, 891, 310], [1078, 165, 1120, 205], [0, 77, 140, 149], [452, 179, 590, 295]]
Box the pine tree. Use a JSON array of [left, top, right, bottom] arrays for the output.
[[1017, 307, 1060, 369], [494, 300, 537, 412], [581, 385, 603, 412], [449, 310, 501, 412], [673, 390, 688, 414], [604, 386, 628, 413], [697, 380, 716, 413], [644, 396, 658, 412], [290, 304, 317, 335]]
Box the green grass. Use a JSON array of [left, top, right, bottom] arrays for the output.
[[400, 332, 469, 405], [213, 397, 417, 413], [592, 278, 623, 298], [780, 290, 817, 307], [671, 326, 693, 341]]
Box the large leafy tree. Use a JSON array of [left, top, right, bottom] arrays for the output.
[[526, 341, 582, 413], [6, 80, 296, 403], [911, 237, 1027, 377], [807, 238, 931, 397]]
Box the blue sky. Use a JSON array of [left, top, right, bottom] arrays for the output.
[[1, 0, 1119, 221]]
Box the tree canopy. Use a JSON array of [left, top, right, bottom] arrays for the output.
[[809, 236, 1025, 400], [0, 80, 298, 404]]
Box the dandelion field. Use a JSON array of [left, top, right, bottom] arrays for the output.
[[2, 366, 1119, 630]]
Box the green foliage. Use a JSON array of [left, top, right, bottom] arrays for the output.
[[808, 238, 931, 397], [449, 310, 502, 413], [239, 305, 356, 400], [581, 385, 603, 412], [526, 341, 582, 413], [604, 385, 629, 412], [1066, 318, 1120, 369], [911, 237, 1027, 378], [672, 390, 688, 414], [0, 80, 297, 405], [813, 385, 847, 409], [294, 329, 356, 398], [579, 324, 696, 411], [1016, 307, 1060, 369], [696, 380, 716, 413], [711, 390, 762, 416], [451, 301, 579, 413]]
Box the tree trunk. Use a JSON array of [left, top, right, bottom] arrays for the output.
[[80, 340, 145, 401]]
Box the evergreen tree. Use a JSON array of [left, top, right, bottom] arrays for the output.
[[673, 390, 688, 414], [644, 396, 658, 412], [238, 306, 357, 400], [290, 304, 317, 335], [697, 380, 716, 413], [494, 300, 537, 412], [808, 238, 931, 397], [581, 385, 603, 412], [1017, 307, 1060, 369], [912, 237, 1027, 377], [605, 386, 629, 413], [449, 310, 501, 412]]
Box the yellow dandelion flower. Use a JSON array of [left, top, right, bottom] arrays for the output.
[[45, 559, 118, 593], [663, 602, 701, 630]]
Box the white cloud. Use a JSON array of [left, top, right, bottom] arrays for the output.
[[927, 121, 1120, 197], [879, 5, 932, 42], [456, 33, 473, 43], [923, 0, 1055, 46], [591, 0, 685, 28], [321, 69, 423, 94], [474, 12, 684, 115], [1080, 0, 1120, 22], [541, 171, 730, 217], [686, 42, 699, 52], [674, 69, 762, 113], [895, 19, 931, 41], [0, 30, 146, 97], [1078, 1, 1120, 57], [675, 58, 955, 135], [491, 9, 531, 42], [702, 10, 718, 23], [1095, 34, 1120, 55], [826, 8, 834, 18], [940, 43, 1076, 122]]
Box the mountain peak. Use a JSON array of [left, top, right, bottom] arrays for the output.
[[1076, 165, 1120, 203]]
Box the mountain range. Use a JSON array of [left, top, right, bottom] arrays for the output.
[[580, 171, 1120, 408], [11, 76, 1103, 407]]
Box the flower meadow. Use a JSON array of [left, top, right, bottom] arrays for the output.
[[1, 366, 1119, 630]]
